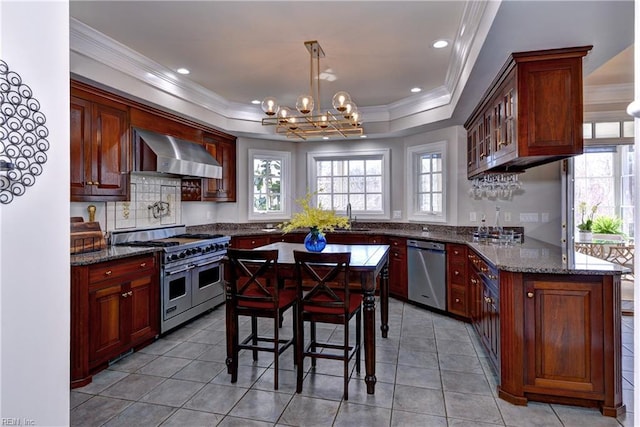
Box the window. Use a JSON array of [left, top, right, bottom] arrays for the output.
[[307, 149, 390, 219], [248, 149, 291, 220], [583, 120, 634, 140], [573, 145, 635, 240], [407, 141, 447, 222]]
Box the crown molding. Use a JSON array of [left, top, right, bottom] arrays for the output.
[[70, 18, 231, 116]]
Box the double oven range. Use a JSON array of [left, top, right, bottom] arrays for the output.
[[112, 225, 230, 333]]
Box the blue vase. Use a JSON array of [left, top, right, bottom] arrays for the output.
[[304, 227, 327, 252]]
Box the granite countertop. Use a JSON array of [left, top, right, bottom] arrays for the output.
[[71, 225, 628, 276], [71, 246, 161, 266]]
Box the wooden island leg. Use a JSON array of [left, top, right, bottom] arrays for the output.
[[363, 287, 377, 394], [380, 263, 389, 338]]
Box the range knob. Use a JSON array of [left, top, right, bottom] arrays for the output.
[[170, 254, 179, 261], [179, 252, 186, 258]]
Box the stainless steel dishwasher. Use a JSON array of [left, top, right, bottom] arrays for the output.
[[407, 240, 447, 310]]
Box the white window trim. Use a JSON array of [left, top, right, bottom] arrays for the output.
[[307, 149, 391, 220], [406, 141, 447, 223], [248, 149, 291, 221]]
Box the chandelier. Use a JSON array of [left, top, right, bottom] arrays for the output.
[[261, 41, 363, 140]]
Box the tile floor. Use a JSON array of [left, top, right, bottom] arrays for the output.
[[71, 298, 635, 426]]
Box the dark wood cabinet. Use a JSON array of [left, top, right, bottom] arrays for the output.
[[70, 87, 130, 201], [522, 276, 606, 403], [202, 133, 237, 202], [465, 46, 591, 178], [71, 253, 160, 388], [467, 249, 500, 372], [230, 235, 271, 249], [446, 244, 468, 318], [497, 271, 624, 417], [387, 237, 407, 299]]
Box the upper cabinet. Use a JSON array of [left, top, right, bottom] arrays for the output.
[[202, 133, 237, 202], [70, 80, 237, 203], [70, 84, 130, 201], [465, 46, 592, 178]]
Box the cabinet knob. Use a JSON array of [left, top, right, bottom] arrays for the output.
[[455, 298, 460, 303], [454, 270, 460, 276], [86, 181, 93, 185], [94, 181, 99, 185], [489, 274, 497, 281], [527, 292, 534, 298], [121, 292, 128, 298], [140, 262, 146, 268], [128, 291, 133, 296], [105, 270, 112, 276], [484, 296, 492, 303], [454, 250, 459, 255]]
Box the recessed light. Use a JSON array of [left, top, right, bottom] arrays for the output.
[[322, 136, 330, 140], [411, 87, 422, 93], [432, 40, 449, 49], [360, 135, 367, 138], [176, 68, 190, 75], [251, 99, 261, 105]]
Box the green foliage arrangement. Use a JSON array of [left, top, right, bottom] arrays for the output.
[[591, 215, 624, 235], [278, 192, 351, 233]]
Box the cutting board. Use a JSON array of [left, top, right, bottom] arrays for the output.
[[70, 220, 106, 254]]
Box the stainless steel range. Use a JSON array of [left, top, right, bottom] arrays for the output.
[[112, 225, 230, 333]]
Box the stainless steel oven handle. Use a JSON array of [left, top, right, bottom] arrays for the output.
[[194, 257, 223, 268], [165, 265, 193, 276]]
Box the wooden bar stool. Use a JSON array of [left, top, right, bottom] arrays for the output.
[[225, 248, 297, 390], [293, 250, 361, 400]]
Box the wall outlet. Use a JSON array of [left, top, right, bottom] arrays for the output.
[[206, 211, 213, 220], [541, 212, 549, 223], [393, 210, 402, 219], [469, 212, 477, 222], [503, 211, 512, 222]]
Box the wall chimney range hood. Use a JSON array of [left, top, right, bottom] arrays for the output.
[[133, 128, 222, 179]]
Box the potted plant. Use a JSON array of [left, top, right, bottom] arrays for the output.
[[592, 215, 625, 241], [279, 192, 350, 252], [576, 201, 599, 242]]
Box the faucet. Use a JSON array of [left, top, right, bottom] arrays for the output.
[[346, 202, 355, 226]]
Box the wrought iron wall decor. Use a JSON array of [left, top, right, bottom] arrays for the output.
[[0, 59, 50, 204]]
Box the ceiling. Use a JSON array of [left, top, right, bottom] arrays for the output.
[[69, 1, 634, 140]]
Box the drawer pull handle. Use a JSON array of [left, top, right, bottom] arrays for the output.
[[121, 292, 128, 298], [527, 292, 534, 299], [105, 270, 112, 276]]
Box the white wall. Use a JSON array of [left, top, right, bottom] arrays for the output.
[[0, 1, 70, 425], [215, 126, 563, 244]]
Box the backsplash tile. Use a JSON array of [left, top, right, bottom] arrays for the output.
[[109, 174, 182, 230]]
